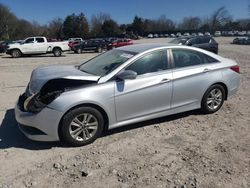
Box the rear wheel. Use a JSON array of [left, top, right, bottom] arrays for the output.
[[59, 107, 104, 146], [201, 84, 225, 114], [53, 48, 62, 57], [96, 47, 103, 53], [76, 48, 81, 54], [11, 49, 21, 58]]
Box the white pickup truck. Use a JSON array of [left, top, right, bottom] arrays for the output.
[[6, 37, 70, 58]]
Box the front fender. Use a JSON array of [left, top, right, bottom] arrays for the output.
[[48, 82, 116, 125]]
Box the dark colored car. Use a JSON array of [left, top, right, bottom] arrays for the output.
[[107, 38, 133, 50], [232, 36, 250, 45], [169, 36, 218, 54], [68, 41, 82, 50], [72, 39, 107, 53], [0, 41, 9, 53]]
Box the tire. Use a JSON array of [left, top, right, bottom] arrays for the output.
[[59, 106, 104, 146], [11, 49, 21, 58], [53, 48, 62, 57], [96, 47, 103, 53], [201, 84, 225, 114], [76, 48, 81, 54]]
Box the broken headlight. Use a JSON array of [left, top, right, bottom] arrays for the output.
[[23, 91, 61, 113]]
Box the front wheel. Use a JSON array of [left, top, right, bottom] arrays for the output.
[[11, 49, 21, 58], [201, 84, 225, 114], [53, 48, 62, 57], [59, 107, 104, 146]]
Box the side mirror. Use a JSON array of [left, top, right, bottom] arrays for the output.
[[117, 70, 137, 80]]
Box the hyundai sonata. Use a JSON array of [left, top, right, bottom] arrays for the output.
[[15, 44, 240, 146]]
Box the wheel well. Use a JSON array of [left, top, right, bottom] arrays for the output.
[[212, 82, 228, 100], [58, 103, 109, 139], [10, 48, 22, 53], [53, 47, 62, 51]]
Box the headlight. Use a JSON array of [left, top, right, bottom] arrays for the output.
[[23, 93, 46, 113]]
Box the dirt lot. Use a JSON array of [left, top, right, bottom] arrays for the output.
[[0, 37, 249, 188]]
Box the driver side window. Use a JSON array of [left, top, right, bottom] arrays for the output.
[[126, 50, 168, 75], [25, 38, 34, 44]]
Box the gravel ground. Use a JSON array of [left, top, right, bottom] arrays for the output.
[[0, 37, 249, 188]]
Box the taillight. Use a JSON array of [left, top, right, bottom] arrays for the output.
[[230, 65, 240, 73]]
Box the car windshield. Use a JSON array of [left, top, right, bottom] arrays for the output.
[[79, 49, 137, 76], [170, 38, 188, 44]]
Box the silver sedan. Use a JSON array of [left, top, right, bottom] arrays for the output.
[[15, 44, 240, 146]]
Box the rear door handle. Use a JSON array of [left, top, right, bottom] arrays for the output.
[[160, 78, 171, 84], [203, 68, 211, 73]]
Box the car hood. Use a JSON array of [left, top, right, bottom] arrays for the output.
[[29, 65, 100, 94], [8, 43, 22, 49]]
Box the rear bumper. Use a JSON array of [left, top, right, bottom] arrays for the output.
[[6, 49, 11, 55], [15, 100, 64, 142]]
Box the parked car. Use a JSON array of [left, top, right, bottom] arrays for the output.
[[176, 32, 182, 37], [198, 32, 204, 36], [15, 44, 240, 146], [0, 41, 9, 53], [68, 38, 83, 49], [205, 32, 211, 36], [153, 34, 159, 38], [214, 31, 221, 37], [183, 32, 190, 36], [147, 34, 153, 38], [72, 39, 107, 53], [170, 33, 176, 37], [68, 38, 83, 42], [232, 36, 250, 45], [107, 38, 133, 49], [6, 37, 70, 58], [169, 35, 219, 54]]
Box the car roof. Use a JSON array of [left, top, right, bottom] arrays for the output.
[[118, 43, 175, 53], [117, 43, 223, 61]]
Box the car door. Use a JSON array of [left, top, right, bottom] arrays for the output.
[[114, 50, 173, 122], [21, 38, 35, 53], [34, 37, 47, 53], [171, 49, 216, 109]]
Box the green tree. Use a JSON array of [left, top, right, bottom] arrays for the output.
[[132, 16, 145, 36], [63, 13, 89, 38], [101, 19, 121, 37]]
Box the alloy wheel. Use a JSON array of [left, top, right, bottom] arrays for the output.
[[69, 113, 98, 141], [206, 88, 223, 110]]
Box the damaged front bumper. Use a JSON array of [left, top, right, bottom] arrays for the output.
[[15, 93, 64, 142]]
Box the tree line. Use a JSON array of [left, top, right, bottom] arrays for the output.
[[0, 3, 250, 41]]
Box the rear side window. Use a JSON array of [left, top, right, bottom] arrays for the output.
[[172, 49, 218, 68], [36, 38, 45, 43], [200, 37, 211, 43], [126, 50, 168, 75]]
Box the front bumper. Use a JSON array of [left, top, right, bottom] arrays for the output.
[[15, 96, 64, 142]]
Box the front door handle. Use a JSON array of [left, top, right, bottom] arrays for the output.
[[160, 78, 171, 84], [203, 68, 211, 73]]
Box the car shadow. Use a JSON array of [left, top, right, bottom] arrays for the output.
[[102, 110, 201, 137], [1, 55, 66, 59], [0, 109, 63, 150], [0, 108, 201, 150]]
